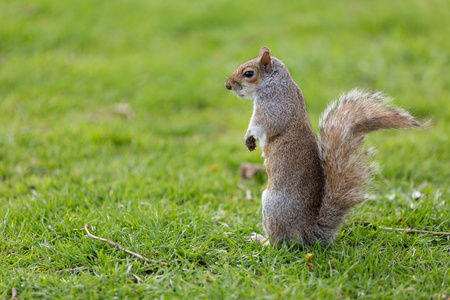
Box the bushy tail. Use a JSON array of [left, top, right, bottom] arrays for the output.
[[315, 89, 420, 242]]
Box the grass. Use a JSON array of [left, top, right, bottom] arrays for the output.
[[1, 0, 449, 298]]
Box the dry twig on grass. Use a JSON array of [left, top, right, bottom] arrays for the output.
[[11, 287, 17, 300], [354, 221, 450, 236], [75, 224, 168, 265], [237, 183, 253, 200]]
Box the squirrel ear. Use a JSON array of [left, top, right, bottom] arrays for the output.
[[259, 46, 270, 56], [259, 47, 272, 73]]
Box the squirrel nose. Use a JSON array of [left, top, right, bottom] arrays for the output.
[[225, 82, 232, 90]]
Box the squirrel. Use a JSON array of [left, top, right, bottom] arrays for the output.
[[225, 47, 420, 246]]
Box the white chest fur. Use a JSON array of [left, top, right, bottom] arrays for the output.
[[246, 97, 267, 157]]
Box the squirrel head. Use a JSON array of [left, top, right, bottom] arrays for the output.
[[225, 47, 273, 100]]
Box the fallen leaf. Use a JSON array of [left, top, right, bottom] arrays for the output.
[[111, 103, 135, 120]]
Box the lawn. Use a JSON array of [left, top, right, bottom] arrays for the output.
[[1, 0, 449, 298]]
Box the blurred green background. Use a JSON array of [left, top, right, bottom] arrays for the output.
[[1, 0, 448, 185], [1, 0, 449, 298]]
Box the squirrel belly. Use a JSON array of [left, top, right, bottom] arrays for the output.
[[225, 47, 420, 246], [262, 130, 326, 245]]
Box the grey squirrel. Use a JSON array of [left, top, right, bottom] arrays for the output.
[[225, 47, 420, 246]]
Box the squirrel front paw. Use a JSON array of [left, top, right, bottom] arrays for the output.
[[247, 233, 270, 246], [245, 136, 257, 151]]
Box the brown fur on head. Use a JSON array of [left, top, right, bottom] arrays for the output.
[[224, 47, 272, 100]]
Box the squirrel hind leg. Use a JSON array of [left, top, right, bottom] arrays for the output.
[[247, 233, 271, 246]]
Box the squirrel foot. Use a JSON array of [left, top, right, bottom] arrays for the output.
[[247, 233, 270, 246], [245, 136, 257, 151]]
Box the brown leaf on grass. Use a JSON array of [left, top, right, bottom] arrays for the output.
[[240, 163, 264, 180], [90, 103, 136, 122], [306, 253, 315, 270]]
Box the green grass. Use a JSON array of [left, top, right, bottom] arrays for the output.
[[1, 0, 449, 298]]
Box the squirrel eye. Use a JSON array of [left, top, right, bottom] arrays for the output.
[[243, 70, 254, 78]]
